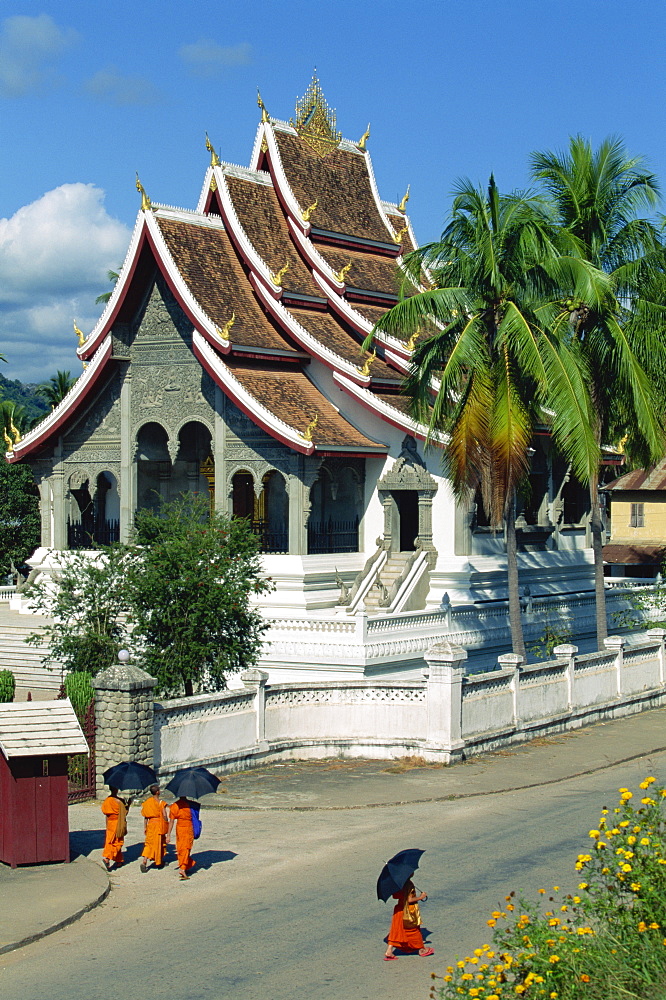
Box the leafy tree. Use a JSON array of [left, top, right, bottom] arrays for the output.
[[531, 136, 666, 644], [0, 373, 48, 425], [368, 177, 603, 658], [126, 495, 272, 696], [95, 268, 120, 305], [25, 546, 133, 675], [0, 461, 40, 575], [37, 370, 76, 409]]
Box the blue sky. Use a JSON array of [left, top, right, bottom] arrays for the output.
[[2, 0, 666, 383]]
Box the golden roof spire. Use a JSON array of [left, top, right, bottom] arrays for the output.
[[357, 123, 370, 151], [205, 133, 221, 167], [257, 89, 269, 123], [398, 184, 410, 214], [73, 320, 86, 348], [291, 72, 341, 157], [135, 173, 153, 212]]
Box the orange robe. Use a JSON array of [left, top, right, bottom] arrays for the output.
[[101, 795, 125, 864], [141, 797, 167, 866], [170, 799, 195, 873], [387, 881, 424, 951]]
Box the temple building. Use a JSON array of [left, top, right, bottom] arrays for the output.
[[6, 78, 602, 679]]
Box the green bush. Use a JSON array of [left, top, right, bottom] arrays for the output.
[[64, 671, 94, 719], [431, 778, 666, 1000], [0, 669, 15, 702]]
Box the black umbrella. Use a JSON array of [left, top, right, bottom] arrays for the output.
[[103, 761, 157, 791], [166, 766, 220, 800], [377, 848, 425, 901]]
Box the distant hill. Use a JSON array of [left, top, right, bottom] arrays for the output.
[[0, 372, 49, 426]]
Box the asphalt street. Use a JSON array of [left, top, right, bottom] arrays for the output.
[[2, 752, 665, 1000]]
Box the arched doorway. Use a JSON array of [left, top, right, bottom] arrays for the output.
[[377, 437, 438, 554], [136, 422, 171, 512], [307, 459, 363, 554], [230, 469, 289, 553]]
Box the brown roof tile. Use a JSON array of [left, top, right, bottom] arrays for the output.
[[156, 216, 298, 354], [287, 307, 399, 381], [316, 246, 401, 296], [226, 360, 384, 450], [373, 391, 414, 416], [225, 176, 320, 296], [386, 213, 416, 252], [273, 130, 391, 243]]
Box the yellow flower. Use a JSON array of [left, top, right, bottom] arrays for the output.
[[579, 882, 588, 889], [630, 883, 641, 892], [619, 820, 630, 827], [642, 797, 656, 805], [487, 919, 496, 927], [627, 836, 637, 845], [560, 905, 568, 912], [621, 791, 633, 800], [580, 974, 590, 982], [638, 921, 647, 932], [549, 955, 560, 963], [658, 859, 666, 866], [457, 961, 466, 968], [553, 885, 560, 891], [640, 837, 650, 845], [507, 903, 515, 911], [461, 972, 473, 980], [550, 994, 558, 998], [573, 895, 581, 904], [588, 830, 600, 839], [548, 918, 560, 926], [622, 864, 632, 872], [650, 922, 660, 929], [444, 975, 452, 982]]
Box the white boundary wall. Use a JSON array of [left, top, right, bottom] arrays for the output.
[[153, 629, 666, 776]]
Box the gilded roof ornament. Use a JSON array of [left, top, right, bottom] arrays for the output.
[[392, 224, 409, 245], [301, 199, 318, 223], [360, 350, 376, 376], [257, 90, 269, 123], [334, 260, 352, 284], [9, 418, 21, 445], [260, 136, 268, 154], [217, 312, 236, 342], [73, 320, 86, 348], [291, 73, 341, 157], [357, 123, 370, 151], [270, 262, 290, 287], [205, 133, 221, 167], [301, 413, 319, 441], [210, 175, 218, 193], [3, 428, 13, 454], [406, 330, 419, 352], [398, 184, 410, 214], [135, 173, 153, 212]]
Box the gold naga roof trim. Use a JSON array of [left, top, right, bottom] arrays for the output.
[[357, 123, 370, 151], [135, 173, 153, 212], [290, 73, 341, 157], [205, 133, 221, 167], [73, 320, 86, 348]]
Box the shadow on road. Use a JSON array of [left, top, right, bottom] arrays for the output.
[[191, 849, 237, 871]]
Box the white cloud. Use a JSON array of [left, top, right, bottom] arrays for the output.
[[0, 14, 78, 98], [0, 184, 130, 383], [179, 40, 251, 78], [84, 65, 162, 105]]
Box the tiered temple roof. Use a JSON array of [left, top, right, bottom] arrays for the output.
[[8, 76, 430, 464]]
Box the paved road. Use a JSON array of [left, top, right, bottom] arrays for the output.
[[2, 752, 665, 1000]]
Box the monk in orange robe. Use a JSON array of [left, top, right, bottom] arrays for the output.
[[384, 877, 434, 959], [167, 797, 196, 880], [140, 784, 168, 872], [101, 787, 128, 870]]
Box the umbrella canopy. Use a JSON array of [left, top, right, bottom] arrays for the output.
[[377, 848, 425, 901], [166, 766, 220, 800], [103, 761, 157, 791]]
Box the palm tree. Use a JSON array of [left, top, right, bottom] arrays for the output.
[[96, 268, 120, 305], [37, 370, 76, 409], [531, 136, 666, 644], [369, 177, 603, 658]]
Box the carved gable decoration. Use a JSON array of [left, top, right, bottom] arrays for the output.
[[378, 436, 437, 493], [290, 75, 341, 157]]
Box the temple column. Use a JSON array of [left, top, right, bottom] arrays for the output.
[[214, 386, 227, 515], [119, 364, 134, 543], [417, 489, 436, 551], [51, 441, 66, 550]]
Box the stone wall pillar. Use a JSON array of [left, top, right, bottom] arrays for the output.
[[604, 635, 626, 698], [93, 656, 157, 797], [498, 652, 523, 725], [424, 642, 467, 759], [554, 643, 579, 711], [647, 628, 666, 686]]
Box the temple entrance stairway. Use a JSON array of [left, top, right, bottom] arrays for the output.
[[0, 604, 60, 699], [360, 552, 412, 615]]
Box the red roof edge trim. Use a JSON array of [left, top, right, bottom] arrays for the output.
[[249, 274, 371, 387], [263, 123, 310, 236], [7, 338, 114, 462], [79, 213, 148, 360], [192, 331, 313, 456], [332, 371, 445, 446], [363, 149, 413, 246]]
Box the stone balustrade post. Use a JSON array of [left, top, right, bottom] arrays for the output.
[[424, 642, 467, 759], [604, 635, 626, 697], [241, 668, 269, 747], [647, 629, 666, 686], [498, 653, 524, 725], [554, 644, 579, 711], [92, 655, 157, 798]]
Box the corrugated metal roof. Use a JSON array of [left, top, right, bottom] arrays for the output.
[[603, 543, 665, 565], [604, 458, 666, 493], [0, 699, 89, 759]]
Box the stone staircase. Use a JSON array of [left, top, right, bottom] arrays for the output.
[[361, 552, 412, 614], [0, 604, 61, 697]]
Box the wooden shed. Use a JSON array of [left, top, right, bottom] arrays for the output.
[[0, 699, 88, 866]]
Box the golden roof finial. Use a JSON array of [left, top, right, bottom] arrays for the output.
[[3, 428, 13, 454], [301, 199, 318, 223], [357, 123, 370, 151], [302, 413, 319, 441], [406, 330, 419, 352], [257, 89, 269, 123], [392, 224, 409, 246], [334, 260, 352, 284], [9, 417, 21, 445], [291, 72, 341, 157], [217, 312, 236, 342], [205, 133, 221, 167], [135, 173, 153, 212], [360, 350, 376, 376], [73, 320, 86, 348], [270, 262, 290, 287], [398, 184, 410, 214]]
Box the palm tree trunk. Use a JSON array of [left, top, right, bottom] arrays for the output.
[[589, 473, 608, 645], [505, 495, 526, 660]]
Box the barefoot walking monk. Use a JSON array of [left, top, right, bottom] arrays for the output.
[[140, 784, 168, 872], [167, 797, 196, 880], [101, 787, 129, 870], [384, 875, 434, 960]]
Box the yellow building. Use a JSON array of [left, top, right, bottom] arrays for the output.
[[603, 460, 666, 578]]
